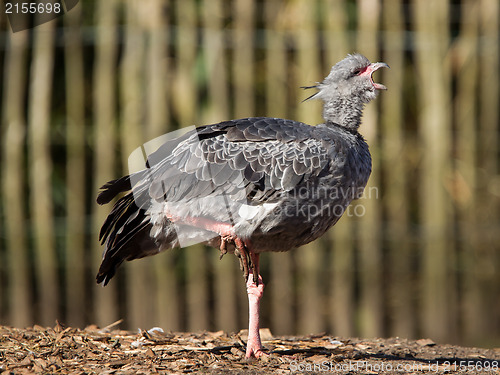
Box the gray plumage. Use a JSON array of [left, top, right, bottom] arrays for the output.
[[96, 53, 388, 285]]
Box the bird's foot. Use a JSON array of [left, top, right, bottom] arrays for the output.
[[216, 232, 258, 285], [245, 340, 268, 359]]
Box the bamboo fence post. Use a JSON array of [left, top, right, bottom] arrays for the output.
[[323, 0, 349, 64], [92, 0, 120, 328], [120, 0, 146, 163], [477, 0, 500, 341], [1, 24, 31, 328], [454, 0, 480, 344], [356, 0, 384, 338], [265, 0, 294, 336], [63, 1, 87, 328], [173, 0, 209, 332], [28, 18, 57, 327], [292, 0, 324, 335], [323, 0, 355, 338], [264, 1, 288, 120], [202, 0, 240, 333], [381, 0, 414, 338], [146, 0, 169, 141], [202, 0, 230, 125], [120, 0, 151, 330], [413, 0, 455, 342], [232, 0, 255, 118], [146, 0, 181, 332]]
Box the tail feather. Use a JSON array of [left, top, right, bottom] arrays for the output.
[[97, 174, 162, 285], [99, 194, 136, 243], [97, 176, 132, 205], [98, 179, 151, 242], [96, 222, 157, 285], [96, 170, 150, 205]]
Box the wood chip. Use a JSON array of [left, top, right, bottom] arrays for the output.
[[416, 338, 436, 347]]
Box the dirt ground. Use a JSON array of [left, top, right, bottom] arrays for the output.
[[1, 322, 499, 374]]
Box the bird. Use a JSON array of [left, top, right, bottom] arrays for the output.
[[96, 53, 388, 358]]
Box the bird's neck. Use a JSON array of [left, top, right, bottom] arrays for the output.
[[322, 97, 365, 131]]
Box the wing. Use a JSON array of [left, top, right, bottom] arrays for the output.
[[142, 117, 331, 207]]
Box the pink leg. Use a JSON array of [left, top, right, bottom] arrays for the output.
[[165, 213, 235, 258], [245, 254, 267, 359], [164, 212, 235, 237]]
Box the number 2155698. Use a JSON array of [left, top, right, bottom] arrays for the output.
[[5, 2, 62, 14]]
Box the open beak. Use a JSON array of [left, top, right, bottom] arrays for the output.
[[364, 62, 390, 90]]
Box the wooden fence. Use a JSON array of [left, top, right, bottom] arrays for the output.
[[0, 0, 499, 347]]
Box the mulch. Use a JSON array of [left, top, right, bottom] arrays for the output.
[[1, 322, 499, 374]]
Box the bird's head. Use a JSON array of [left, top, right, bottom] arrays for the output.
[[304, 54, 389, 130]]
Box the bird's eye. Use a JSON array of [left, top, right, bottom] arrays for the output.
[[352, 68, 362, 76]]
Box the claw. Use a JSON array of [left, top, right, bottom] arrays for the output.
[[219, 237, 228, 260]]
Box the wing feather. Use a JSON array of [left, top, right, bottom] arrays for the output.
[[138, 118, 330, 208]]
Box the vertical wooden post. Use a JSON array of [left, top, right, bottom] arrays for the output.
[[476, 0, 500, 343], [455, 0, 480, 344], [381, 0, 415, 339], [92, 0, 120, 328], [146, 0, 181, 332], [146, 0, 170, 141], [413, 0, 455, 342], [1, 23, 31, 328], [64, 1, 87, 328], [356, 0, 384, 338], [120, 0, 151, 331], [28, 18, 57, 327], [232, 0, 256, 118]]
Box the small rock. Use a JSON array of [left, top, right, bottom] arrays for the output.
[[147, 327, 164, 335], [326, 339, 344, 349]]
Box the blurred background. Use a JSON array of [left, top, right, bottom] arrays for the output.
[[0, 0, 499, 348]]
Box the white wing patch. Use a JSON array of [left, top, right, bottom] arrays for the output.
[[238, 202, 278, 221]]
